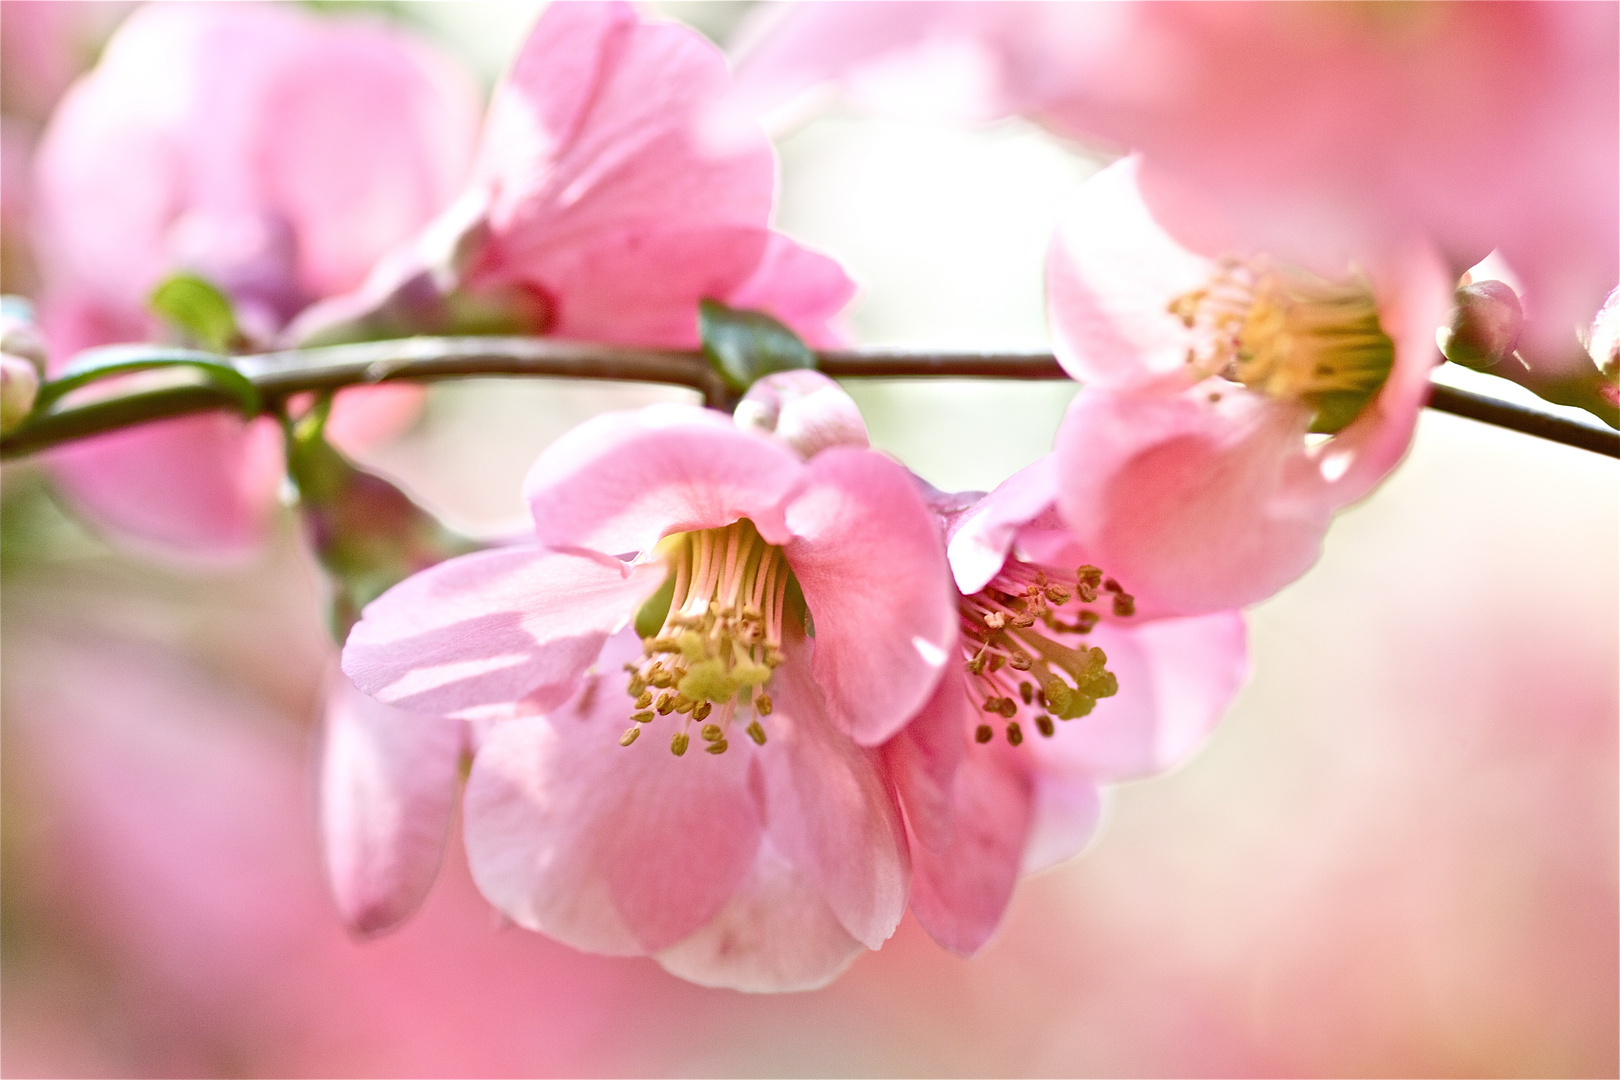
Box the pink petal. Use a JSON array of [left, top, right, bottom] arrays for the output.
[[751, 629, 910, 949], [944, 455, 1059, 595], [907, 736, 1034, 957], [1019, 775, 1104, 876], [323, 384, 427, 457], [343, 546, 667, 720], [463, 629, 761, 955], [523, 404, 804, 556], [880, 660, 967, 855], [1028, 612, 1249, 783], [783, 447, 956, 745], [655, 839, 865, 993], [734, 369, 870, 460], [721, 233, 858, 349], [318, 672, 464, 936], [1054, 386, 1334, 614], [1046, 157, 1217, 388], [46, 413, 284, 559]]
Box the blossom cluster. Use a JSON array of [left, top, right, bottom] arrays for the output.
[[8, 0, 1615, 993]]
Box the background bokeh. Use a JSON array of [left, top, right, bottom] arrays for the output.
[[2, 3, 1615, 1076]]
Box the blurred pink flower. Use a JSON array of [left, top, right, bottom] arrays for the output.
[[340, 404, 953, 989], [31, 1, 481, 556], [1046, 159, 1453, 611], [887, 459, 1248, 954], [296, 0, 855, 350], [734, 1, 1616, 365]]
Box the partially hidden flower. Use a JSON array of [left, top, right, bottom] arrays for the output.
[[731, 1, 1616, 372], [1045, 158, 1453, 612], [31, 1, 481, 555], [292, 0, 855, 351], [885, 456, 1249, 955], [338, 403, 954, 990]]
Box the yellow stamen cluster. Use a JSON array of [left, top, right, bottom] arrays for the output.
[[962, 562, 1123, 747], [1168, 257, 1395, 433], [619, 519, 790, 757]]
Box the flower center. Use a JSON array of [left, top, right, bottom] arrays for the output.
[[959, 562, 1124, 746], [1168, 257, 1395, 434], [617, 519, 793, 757]]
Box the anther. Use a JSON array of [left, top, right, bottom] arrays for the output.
[[1020, 681, 1034, 705], [674, 695, 696, 715], [634, 690, 653, 709], [746, 721, 767, 745], [655, 692, 676, 715], [700, 723, 723, 742], [984, 611, 1007, 630], [975, 724, 993, 744], [1112, 593, 1136, 617], [705, 739, 728, 755], [671, 732, 689, 757], [631, 711, 655, 724], [1035, 715, 1055, 738], [1009, 650, 1033, 671], [1077, 565, 1103, 603], [692, 701, 712, 721], [755, 693, 773, 716], [1076, 610, 1100, 633], [1044, 585, 1071, 605], [619, 727, 641, 747], [997, 697, 1018, 719], [626, 675, 646, 697], [966, 653, 988, 676], [1006, 722, 1023, 746]]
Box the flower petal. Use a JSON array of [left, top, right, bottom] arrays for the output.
[[1019, 775, 1104, 876], [343, 545, 666, 720], [907, 736, 1033, 957], [318, 672, 464, 936], [1054, 385, 1334, 613], [655, 838, 865, 993], [752, 629, 910, 949], [523, 405, 804, 556], [783, 447, 955, 745], [881, 659, 968, 855], [463, 629, 761, 955], [721, 232, 858, 349], [944, 455, 1059, 595], [1029, 612, 1249, 782]]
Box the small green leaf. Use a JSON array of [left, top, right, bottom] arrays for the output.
[[150, 273, 240, 353], [699, 299, 815, 393], [36, 344, 260, 418]]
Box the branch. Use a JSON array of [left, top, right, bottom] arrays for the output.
[[2, 337, 1615, 460]]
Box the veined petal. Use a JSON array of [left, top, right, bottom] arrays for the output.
[[907, 737, 1033, 958], [343, 546, 666, 719], [784, 447, 955, 745], [524, 405, 803, 556], [318, 672, 464, 936], [1054, 386, 1334, 613], [1028, 612, 1249, 783], [1047, 157, 1217, 388], [655, 839, 864, 993], [464, 629, 760, 955], [881, 659, 969, 855], [752, 630, 910, 950]]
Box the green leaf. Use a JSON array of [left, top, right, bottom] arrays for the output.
[[150, 273, 241, 353], [699, 299, 815, 393], [35, 344, 260, 418]]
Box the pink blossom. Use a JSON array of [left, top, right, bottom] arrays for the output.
[[295, 0, 855, 351], [1046, 159, 1454, 612], [31, 2, 480, 555], [734, 1, 1616, 364], [341, 404, 954, 989], [886, 459, 1249, 954]]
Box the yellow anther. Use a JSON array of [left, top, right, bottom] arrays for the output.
[[1044, 585, 1071, 605], [619, 727, 641, 747], [626, 674, 647, 697], [705, 739, 729, 755], [966, 653, 987, 676], [1009, 650, 1033, 671], [1076, 566, 1103, 603], [692, 701, 712, 721], [655, 692, 676, 715], [700, 723, 723, 742], [631, 711, 654, 724], [746, 721, 767, 745], [755, 693, 773, 716], [984, 611, 1007, 629], [1011, 611, 1037, 628], [1112, 593, 1136, 617], [671, 732, 689, 757], [674, 695, 696, 715], [634, 690, 653, 709]]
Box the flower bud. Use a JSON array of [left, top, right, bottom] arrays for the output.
[[1, 353, 40, 432], [0, 303, 49, 377], [1443, 279, 1524, 371], [734, 369, 868, 458]]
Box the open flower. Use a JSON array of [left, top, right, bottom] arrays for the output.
[[884, 457, 1249, 954], [31, 1, 480, 555], [293, 0, 854, 351], [1046, 158, 1453, 612], [340, 404, 954, 990]]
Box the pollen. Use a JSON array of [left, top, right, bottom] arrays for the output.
[[1169, 257, 1395, 433], [620, 519, 793, 759], [960, 557, 1123, 750]]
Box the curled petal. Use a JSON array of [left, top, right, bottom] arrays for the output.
[[318, 673, 464, 936], [1055, 386, 1333, 613], [655, 839, 864, 993], [343, 546, 666, 719], [1029, 612, 1249, 783], [752, 631, 910, 949], [524, 405, 803, 555], [907, 738, 1033, 957], [464, 630, 760, 955], [944, 455, 1059, 595], [783, 447, 955, 745], [735, 369, 870, 459]]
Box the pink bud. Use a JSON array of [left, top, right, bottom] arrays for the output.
[[734, 370, 868, 458], [1, 352, 40, 431], [1446, 279, 1525, 369]]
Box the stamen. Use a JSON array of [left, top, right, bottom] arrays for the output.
[[619, 727, 641, 746]]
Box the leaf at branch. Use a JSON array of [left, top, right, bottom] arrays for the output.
[[150, 273, 241, 353], [699, 299, 815, 393]]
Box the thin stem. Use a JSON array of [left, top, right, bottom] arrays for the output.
[[2, 337, 1614, 459]]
